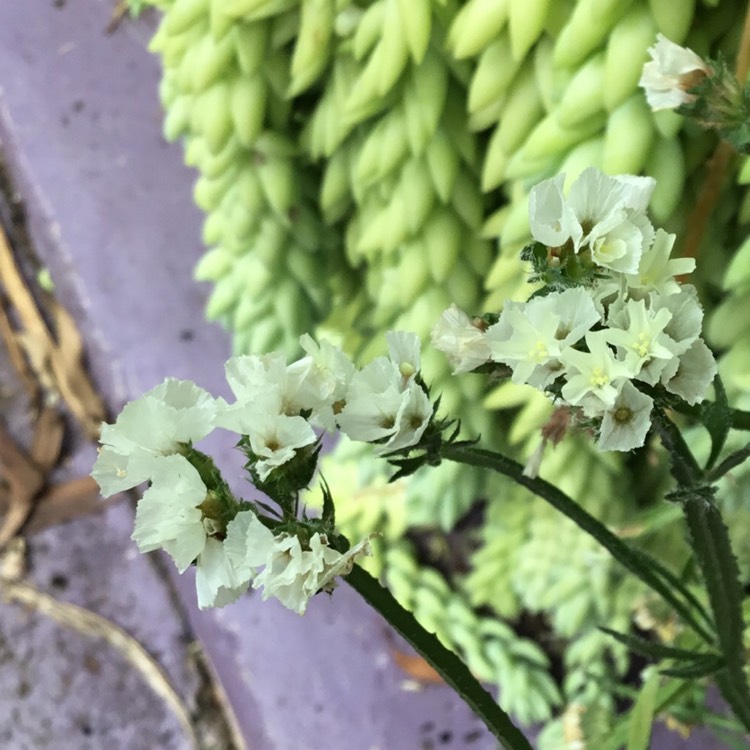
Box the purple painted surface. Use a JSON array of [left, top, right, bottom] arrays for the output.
[[0, 2, 738, 749]]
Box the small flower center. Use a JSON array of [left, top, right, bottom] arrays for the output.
[[590, 367, 610, 387], [633, 332, 650, 358], [614, 406, 633, 424], [529, 340, 549, 361], [399, 362, 416, 378], [380, 415, 396, 430]]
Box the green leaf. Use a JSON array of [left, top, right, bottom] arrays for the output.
[[345, 566, 533, 750], [599, 627, 718, 664], [701, 375, 731, 471], [626, 669, 660, 750], [707, 441, 750, 482], [659, 654, 726, 679], [597, 678, 692, 750], [682, 487, 750, 730], [443, 444, 715, 644]]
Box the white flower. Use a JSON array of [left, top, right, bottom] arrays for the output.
[[92, 379, 216, 497], [663, 338, 717, 405], [225, 512, 370, 615], [560, 331, 633, 413], [606, 298, 677, 382], [195, 538, 250, 609], [598, 381, 654, 452], [379, 381, 433, 454], [626, 229, 696, 296], [337, 355, 432, 455], [528, 168, 655, 274], [244, 412, 317, 481], [431, 305, 492, 374], [224, 510, 276, 579], [386, 330, 421, 380], [220, 352, 312, 421], [131, 455, 210, 573], [649, 287, 704, 356], [528, 174, 577, 247], [337, 359, 405, 441], [639, 34, 708, 111], [486, 289, 601, 388], [298, 334, 356, 430]]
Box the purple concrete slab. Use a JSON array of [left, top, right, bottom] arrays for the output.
[[0, 3, 501, 749], [0, 2, 738, 749]]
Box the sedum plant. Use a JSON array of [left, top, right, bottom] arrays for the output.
[[128, 0, 750, 738]]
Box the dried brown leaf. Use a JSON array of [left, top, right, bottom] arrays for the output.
[[30, 406, 64, 474]]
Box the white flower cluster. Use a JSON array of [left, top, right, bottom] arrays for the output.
[[92, 332, 430, 611], [639, 34, 709, 111], [433, 168, 717, 453]]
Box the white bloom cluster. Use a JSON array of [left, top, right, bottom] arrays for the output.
[[93, 332, 429, 611], [432, 168, 717, 453], [639, 34, 709, 111]]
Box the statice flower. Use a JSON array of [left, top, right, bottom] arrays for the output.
[[225, 511, 370, 615], [486, 288, 601, 388], [606, 298, 677, 383], [92, 378, 217, 496], [598, 382, 654, 452], [448, 166, 718, 457], [131, 454, 212, 573], [528, 168, 656, 274], [430, 305, 492, 374], [625, 229, 696, 297], [298, 334, 357, 431], [195, 538, 250, 609], [559, 331, 634, 414], [639, 34, 709, 111], [337, 332, 432, 455]]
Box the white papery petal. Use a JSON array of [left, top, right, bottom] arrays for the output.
[[196, 538, 250, 609], [598, 382, 654, 451], [131, 455, 208, 573], [431, 305, 492, 374], [639, 34, 708, 111], [664, 339, 718, 405]]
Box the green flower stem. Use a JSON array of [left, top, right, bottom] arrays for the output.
[[345, 565, 533, 750], [680, 490, 750, 731], [650, 407, 704, 487], [441, 444, 715, 644]]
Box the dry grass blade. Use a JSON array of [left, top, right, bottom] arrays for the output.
[[0, 224, 105, 438], [0, 576, 199, 749], [0, 293, 37, 400]]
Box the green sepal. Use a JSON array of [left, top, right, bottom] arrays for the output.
[[320, 476, 335, 528], [699, 374, 731, 471]]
